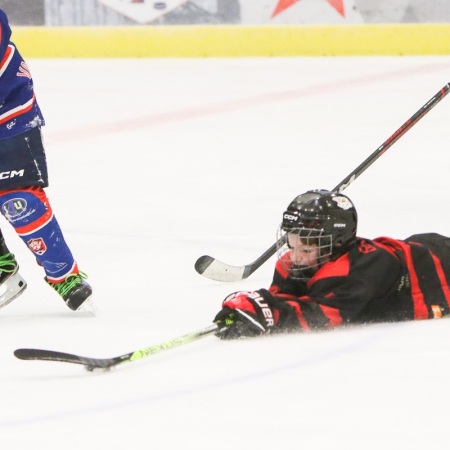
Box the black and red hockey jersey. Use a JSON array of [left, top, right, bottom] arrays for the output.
[[261, 233, 450, 332]]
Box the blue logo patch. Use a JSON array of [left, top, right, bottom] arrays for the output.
[[2, 198, 27, 219]]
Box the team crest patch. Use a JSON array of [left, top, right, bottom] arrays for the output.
[[2, 198, 27, 219], [332, 196, 353, 210], [27, 238, 47, 255]]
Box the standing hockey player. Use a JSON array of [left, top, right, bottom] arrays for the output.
[[214, 189, 450, 338], [0, 9, 92, 310]]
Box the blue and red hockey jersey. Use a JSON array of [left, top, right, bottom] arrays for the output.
[[0, 9, 44, 140]]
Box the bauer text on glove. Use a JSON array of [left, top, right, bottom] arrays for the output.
[[214, 290, 276, 339]]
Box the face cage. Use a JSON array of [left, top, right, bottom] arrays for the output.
[[276, 225, 333, 280]]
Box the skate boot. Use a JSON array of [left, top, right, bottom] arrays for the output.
[[46, 271, 92, 311], [0, 252, 27, 309]]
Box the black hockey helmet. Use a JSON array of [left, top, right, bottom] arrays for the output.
[[276, 189, 357, 279]]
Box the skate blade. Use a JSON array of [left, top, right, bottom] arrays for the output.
[[0, 272, 27, 309], [74, 296, 96, 316]]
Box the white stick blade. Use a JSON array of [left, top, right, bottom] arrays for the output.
[[195, 255, 246, 282]]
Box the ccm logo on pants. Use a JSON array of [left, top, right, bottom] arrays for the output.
[[0, 170, 24, 179]]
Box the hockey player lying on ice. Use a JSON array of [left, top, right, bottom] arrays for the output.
[[214, 189, 450, 339]]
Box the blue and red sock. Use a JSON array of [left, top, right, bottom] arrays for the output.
[[0, 186, 78, 282]]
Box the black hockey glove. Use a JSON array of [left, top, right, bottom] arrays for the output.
[[214, 290, 275, 340]]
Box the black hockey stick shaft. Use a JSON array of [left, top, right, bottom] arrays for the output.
[[332, 83, 450, 192], [195, 83, 450, 281], [14, 324, 220, 370]]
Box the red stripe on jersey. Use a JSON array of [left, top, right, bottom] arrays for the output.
[[372, 237, 399, 257], [430, 252, 450, 307], [308, 253, 350, 288], [375, 237, 428, 319], [319, 304, 343, 327], [285, 300, 311, 331], [0, 93, 36, 125], [273, 256, 291, 281], [0, 43, 13, 76], [401, 245, 428, 319]]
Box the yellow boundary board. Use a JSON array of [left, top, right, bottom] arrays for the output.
[[12, 24, 450, 58]]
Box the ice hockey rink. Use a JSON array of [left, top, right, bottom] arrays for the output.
[[1, 55, 450, 449]]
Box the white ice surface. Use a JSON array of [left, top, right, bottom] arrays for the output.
[[1, 56, 450, 449]]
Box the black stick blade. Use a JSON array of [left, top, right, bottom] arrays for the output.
[[14, 348, 118, 370]]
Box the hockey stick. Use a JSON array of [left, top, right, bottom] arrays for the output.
[[14, 324, 220, 371], [195, 82, 450, 282]]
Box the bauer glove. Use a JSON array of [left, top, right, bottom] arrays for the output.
[[214, 290, 275, 340]]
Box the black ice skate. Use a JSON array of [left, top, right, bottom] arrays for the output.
[[0, 252, 27, 309], [46, 271, 92, 311]]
